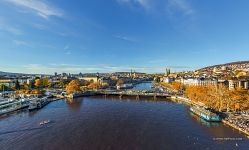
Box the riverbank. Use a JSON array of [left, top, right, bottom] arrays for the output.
[[173, 96, 249, 137], [222, 120, 249, 137]]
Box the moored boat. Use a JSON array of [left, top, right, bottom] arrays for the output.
[[0, 99, 29, 115], [190, 106, 221, 122], [28, 97, 50, 111]]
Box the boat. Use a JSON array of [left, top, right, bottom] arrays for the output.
[[0, 99, 29, 115], [39, 120, 50, 125], [119, 83, 134, 89], [28, 97, 50, 111], [190, 106, 221, 122], [0, 98, 15, 106]]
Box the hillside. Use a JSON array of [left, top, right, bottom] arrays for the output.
[[198, 61, 249, 72]]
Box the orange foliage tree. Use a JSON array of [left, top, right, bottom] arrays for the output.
[[65, 80, 81, 94], [171, 81, 184, 91], [87, 82, 102, 89], [185, 84, 249, 112], [34, 79, 42, 88]]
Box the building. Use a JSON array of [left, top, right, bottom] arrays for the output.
[[0, 78, 15, 87], [228, 80, 249, 90], [163, 77, 175, 83], [180, 78, 217, 86], [78, 76, 100, 83]]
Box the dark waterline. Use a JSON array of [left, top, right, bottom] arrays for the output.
[[0, 83, 248, 150]]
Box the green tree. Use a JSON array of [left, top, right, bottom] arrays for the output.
[[0, 84, 10, 91], [15, 80, 20, 90], [29, 80, 35, 89], [42, 78, 50, 88]]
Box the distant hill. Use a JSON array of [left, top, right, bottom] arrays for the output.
[[198, 61, 249, 72], [0, 71, 43, 76], [0, 71, 20, 76]]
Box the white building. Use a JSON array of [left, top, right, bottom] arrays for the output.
[[229, 80, 249, 90], [180, 78, 217, 86], [163, 77, 175, 83]]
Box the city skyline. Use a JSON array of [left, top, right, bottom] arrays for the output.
[[1, 0, 249, 74]]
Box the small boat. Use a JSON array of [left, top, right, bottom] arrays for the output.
[[39, 120, 50, 125]]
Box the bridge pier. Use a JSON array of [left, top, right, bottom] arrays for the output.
[[153, 94, 157, 100], [136, 95, 139, 100], [119, 95, 122, 99]]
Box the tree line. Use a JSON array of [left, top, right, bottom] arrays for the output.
[[185, 84, 249, 112], [160, 81, 249, 112]]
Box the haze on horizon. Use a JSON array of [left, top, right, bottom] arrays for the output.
[[0, 0, 249, 74]]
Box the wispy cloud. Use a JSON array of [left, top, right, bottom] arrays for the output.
[[113, 35, 138, 42], [32, 23, 47, 30], [13, 40, 29, 46], [5, 0, 63, 19], [149, 59, 168, 64], [117, 0, 194, 16], [167, 0, 194, 16], [64, 44, 70, 50], [65, 51, 71, 55], [0, 20, 22, 35], [0, 63, 194, 74], [117, 0, 151, 10]]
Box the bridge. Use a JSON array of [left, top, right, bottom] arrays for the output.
[[96, 90, 171, 100]]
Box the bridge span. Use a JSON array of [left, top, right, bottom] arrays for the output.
[[96, 90, 171, 100]]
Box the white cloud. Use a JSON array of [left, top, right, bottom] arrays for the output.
[[113, 35, 138, 42], [5, 0, 63, 19], [117, 0, 151, 10], [117, 0, 194, 16], [13, 40, 28, 46], [167, 0, 194, 15], [0, 63, 194, 74], [0, 21, 22, 35]]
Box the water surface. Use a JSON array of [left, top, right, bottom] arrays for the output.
[[0, 96, 248, 150]]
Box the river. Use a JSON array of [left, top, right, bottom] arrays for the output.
[[0, 82, 248, 150]]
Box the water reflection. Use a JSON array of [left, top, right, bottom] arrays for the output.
[[66, 97, 83, 111]]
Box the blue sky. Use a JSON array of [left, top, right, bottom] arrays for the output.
[[0, 0, 249, 74]]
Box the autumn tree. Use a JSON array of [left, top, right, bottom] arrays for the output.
[[22, 81, 29, 90], [87, 82, 102, 89], [65, 80, 81, 94], [185, 84, 249, 112], [34, 79, 42, 89], [116, 79, 124, 86], [42, 78, 50, 88], [171, 81, 184, 91]]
